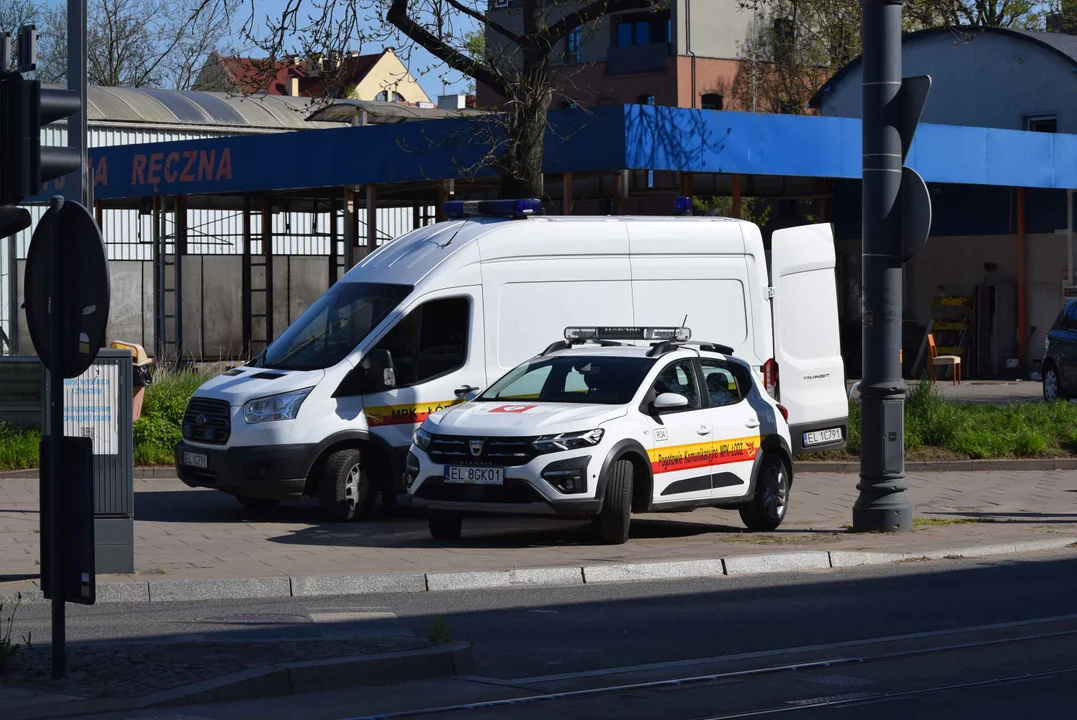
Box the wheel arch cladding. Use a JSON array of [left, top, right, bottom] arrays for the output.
[[750, 434, 794, 496], [598, 438, 653, 513]]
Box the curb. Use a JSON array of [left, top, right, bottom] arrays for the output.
[[4, 539, 1074, 607], [0, 467, 177, 480], [797, 458, 1077, 473], [6, 642, 474, 720]]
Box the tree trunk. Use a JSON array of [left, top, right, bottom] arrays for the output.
[[498, 87, 551, 199]]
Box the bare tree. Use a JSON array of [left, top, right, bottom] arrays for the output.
[[31, 0, 233, 88], [732, 0, 1045, 116], [217, 0, 670, 198]]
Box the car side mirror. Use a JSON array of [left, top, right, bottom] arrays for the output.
[[653, 392, 689, 412], [359, 349, 396, 391]]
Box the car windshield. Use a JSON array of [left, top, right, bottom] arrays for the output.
[[252, 282, 411, 371], [478, 355, 656, 405]]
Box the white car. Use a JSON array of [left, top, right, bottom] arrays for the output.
[[406, 327, 797, 544]]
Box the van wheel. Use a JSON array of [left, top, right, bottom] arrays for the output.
[[235, 496, 280, 510], [596, 459, 633, 545], [319, 448, 376, 522], [739, 455, 789, 532], [429, 512, 462, 541]]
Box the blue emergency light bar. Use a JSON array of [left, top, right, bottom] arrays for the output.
[[674, 196, 692, 216], [443, 198, 542, 219]]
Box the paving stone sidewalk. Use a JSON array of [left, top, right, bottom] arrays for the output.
[[1, 469, 1075, 588]]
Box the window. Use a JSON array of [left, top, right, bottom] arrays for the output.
[[567, 26, 582, 64], [1063, 301, 1077, 331], [256, 282, 411, 371], [699, 360, 745, 407], [480, 356, 656, 405], [373, 297, 470, 387], [1026, 115, 1058, 133], [701, 93, 723, 111], [615, 11, 671, 47], [653, 360, 702, 410]]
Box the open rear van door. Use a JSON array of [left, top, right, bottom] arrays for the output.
[[770, 223, 848, 455]]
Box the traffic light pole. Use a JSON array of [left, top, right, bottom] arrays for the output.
[[854, 0, 914, 532], [67, 0, 87, 206], [47, 194, 65, 678]]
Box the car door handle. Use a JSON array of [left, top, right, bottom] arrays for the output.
[[697, 426, 710, 436], [455, 385, 480, 399], [745, 418, 760, 428]]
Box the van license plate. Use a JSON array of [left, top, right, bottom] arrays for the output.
[[444, 466, 503, 485], [183, 451, 208, 469], [804, 428, 843, 447]]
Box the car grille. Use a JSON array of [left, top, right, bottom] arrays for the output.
[[415, 477, 547, 505], [182, 397, 231, 445], [426, 435, 537, 467]]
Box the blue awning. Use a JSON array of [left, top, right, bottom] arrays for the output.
[[36, 105, 1077, 201]]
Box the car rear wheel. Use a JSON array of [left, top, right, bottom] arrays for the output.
[[429, 512, 463, 541], [596, 459, 633, 545], [319, 448, 376, 522], [740, 455, 789, 532], [1044, 365, 1063, 402]]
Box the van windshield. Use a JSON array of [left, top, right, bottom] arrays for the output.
[[253, 282, 412, 371], [478, 356, 656, 405]]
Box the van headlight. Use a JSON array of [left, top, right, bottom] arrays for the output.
[[243, 388, 313, 424], [413, 426, 433, 452], [532, 429, 604, 454]]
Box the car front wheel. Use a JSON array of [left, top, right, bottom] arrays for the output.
[[1044, 365, 1063, 402], [596, 459, 633, 545], [318, 448, 376, 522]]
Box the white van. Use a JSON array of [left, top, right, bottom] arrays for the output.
[[175, 200, 848, 521]]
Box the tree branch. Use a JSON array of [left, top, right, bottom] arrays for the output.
[[443, 0, 523, 47], [542, 0, 664, 43], [386, 0, 509, 97]]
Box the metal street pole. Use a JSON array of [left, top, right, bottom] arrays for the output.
[[854, 0, 913, 532], [47, 194, 66, 678], [67, 0, 87, 206]]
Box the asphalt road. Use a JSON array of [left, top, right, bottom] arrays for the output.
[[16, 546, 1077, 719]]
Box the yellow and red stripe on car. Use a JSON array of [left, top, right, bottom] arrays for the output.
[[647, 435, 761, 474]]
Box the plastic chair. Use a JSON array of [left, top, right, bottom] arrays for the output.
[[928, 333, 961, 385]]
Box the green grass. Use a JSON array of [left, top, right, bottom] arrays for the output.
[[911, 517, 996, 528], [0, 367, 210, 471], [133, 368, 209, 466], [838, 380, 1077, 460]]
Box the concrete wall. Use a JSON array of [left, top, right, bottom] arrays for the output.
[[672, 0, 758, 60], [181, 256, 245, 358], [908, 232, 1067, 364], [818, 32, 1077, 132]]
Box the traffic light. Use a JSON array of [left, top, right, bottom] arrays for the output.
[[0, 72, 81, 203], [0, 205, 30, 240]]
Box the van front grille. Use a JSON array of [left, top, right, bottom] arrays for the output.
[[182, 397, 232, 445]]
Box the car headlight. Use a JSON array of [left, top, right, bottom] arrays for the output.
[[532, 428, 604, 454], [413, 426, 433, 452], [243, 388, 313, 424]]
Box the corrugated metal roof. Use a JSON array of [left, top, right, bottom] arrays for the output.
[[305, 99, 488, 124], [65, 85, 343, 129]]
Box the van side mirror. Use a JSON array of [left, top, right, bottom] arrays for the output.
[[360, 349, 396, 391], [653, 392, 689, 413]]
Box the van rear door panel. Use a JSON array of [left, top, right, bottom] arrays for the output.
[[770, 224, 848, 454]]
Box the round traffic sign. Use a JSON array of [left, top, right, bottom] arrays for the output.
[[23, 200, 110, 379]]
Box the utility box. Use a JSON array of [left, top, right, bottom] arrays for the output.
[[46, 349, 135, 574]]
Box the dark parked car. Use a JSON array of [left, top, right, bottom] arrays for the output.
[[1042, 299, 1077, 401]]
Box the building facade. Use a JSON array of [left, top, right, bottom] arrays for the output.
[[478, 0, 760, 110]]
